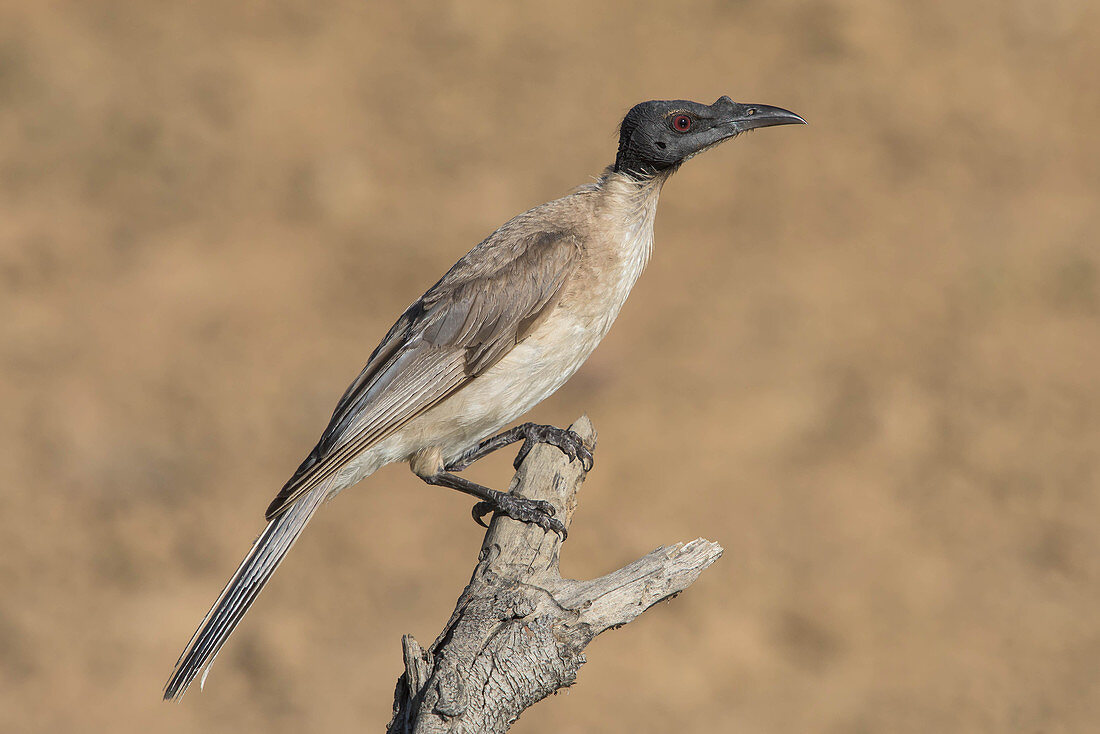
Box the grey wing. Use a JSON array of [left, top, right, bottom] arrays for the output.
[[265, 229, 580, 519]]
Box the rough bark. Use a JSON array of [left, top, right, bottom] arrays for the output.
[[387, 415, 723, 734]]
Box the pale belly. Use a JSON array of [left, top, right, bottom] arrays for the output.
[[327, 308, 608, 491], [399, 310, 601, 461]]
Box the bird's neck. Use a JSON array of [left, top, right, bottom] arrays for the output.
[[594, 166, 671, 268], [596, 165, 673, 202]]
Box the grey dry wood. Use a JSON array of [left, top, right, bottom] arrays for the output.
[[387, 415, 724, 734]]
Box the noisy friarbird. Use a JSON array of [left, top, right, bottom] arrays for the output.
[[164, 96, 804, 699]]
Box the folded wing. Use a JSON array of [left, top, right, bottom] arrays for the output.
[[265, 228, 580, 519]]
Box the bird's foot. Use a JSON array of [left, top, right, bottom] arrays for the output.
[[472, 491, 567, 540], [513, 424, 593, 472]]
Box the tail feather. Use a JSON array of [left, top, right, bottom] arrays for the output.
[[164, 487, 328, 700]]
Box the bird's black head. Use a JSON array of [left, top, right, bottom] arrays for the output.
[[614, 96, 805, 178]]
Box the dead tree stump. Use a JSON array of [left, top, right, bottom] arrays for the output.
[[387, 415, 723, 733]]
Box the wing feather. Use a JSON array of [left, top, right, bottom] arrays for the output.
[[265, 226, 580, 519]]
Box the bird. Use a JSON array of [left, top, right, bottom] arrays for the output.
[[164, 95, 805, 700]]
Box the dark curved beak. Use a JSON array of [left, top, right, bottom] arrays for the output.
[[721, 102, 806, 134]]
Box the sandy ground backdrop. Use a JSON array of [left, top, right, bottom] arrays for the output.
[[2, 1, 1098, 732]]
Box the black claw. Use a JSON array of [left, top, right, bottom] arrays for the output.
[[511, 425, 593, 474], [471, 493, 567, 540], [512, 439, 534, 470], [577, 445, 594, 472], [472, 501, 493, 528], [556, 428, 592, 472], [547, 518, 568, 540]]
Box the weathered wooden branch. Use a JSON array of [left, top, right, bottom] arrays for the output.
[[387, 416, 724, 733]]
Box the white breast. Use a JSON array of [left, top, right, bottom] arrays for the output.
[[595, 197, 658, 335]]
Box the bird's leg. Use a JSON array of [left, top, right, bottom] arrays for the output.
[[420, 471, 567, 539], [419, 422, 589, 539], [445, 422, 593, 473]]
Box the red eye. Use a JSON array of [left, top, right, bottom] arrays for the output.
[[671, 114, 692, 132]]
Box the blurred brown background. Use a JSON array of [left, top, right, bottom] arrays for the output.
[[2, 1, 1098, 732]]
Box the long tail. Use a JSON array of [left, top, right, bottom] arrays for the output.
[[163, 486, 328, 700]]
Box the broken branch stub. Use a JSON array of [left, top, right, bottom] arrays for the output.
[[388, 415, 723, 734]]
